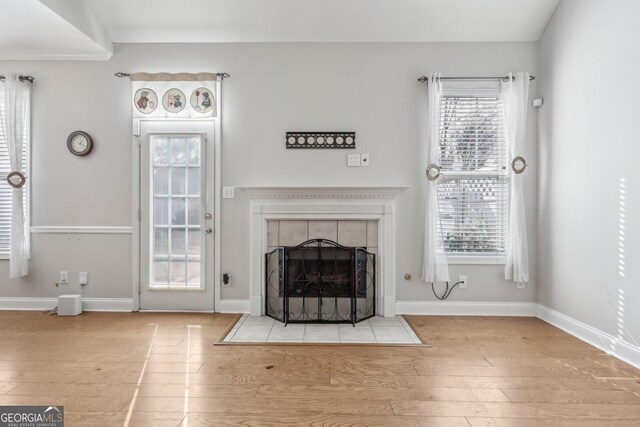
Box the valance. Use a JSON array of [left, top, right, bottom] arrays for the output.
[[130, 72, 218, 118]]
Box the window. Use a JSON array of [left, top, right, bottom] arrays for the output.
[[0, 94, 30, 258], [437, 92, 509, 259]]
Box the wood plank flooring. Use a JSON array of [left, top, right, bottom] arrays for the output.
[[0, 312, 638, 426]]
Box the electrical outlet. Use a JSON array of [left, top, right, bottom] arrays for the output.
[[59, 271, 69, 285], [79, 272, 88, 286], [458, 275, 468, 289], [361, 153, 370, 167]]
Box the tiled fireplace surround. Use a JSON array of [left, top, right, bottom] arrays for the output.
[[243, 186, 408, 318]]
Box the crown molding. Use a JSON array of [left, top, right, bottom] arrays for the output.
[[0, 51, 113, 61]]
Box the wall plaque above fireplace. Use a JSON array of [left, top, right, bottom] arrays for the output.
[[265, 239, 375, 325], [285, 132, 356, 149]]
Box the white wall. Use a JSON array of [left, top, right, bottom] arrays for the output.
[[538, 0, 640, 345], [0, 42, 538, 306]]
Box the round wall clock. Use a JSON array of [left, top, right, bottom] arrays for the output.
[[67, 131, 93, 156]]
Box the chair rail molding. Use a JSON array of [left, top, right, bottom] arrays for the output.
[[30, 226, 133, 234]]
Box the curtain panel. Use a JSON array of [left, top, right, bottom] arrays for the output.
[[421, 74, 451, 284], [130, 72, 219, 119], [502, 72, 530, 283], [0, 72, 30, 278]]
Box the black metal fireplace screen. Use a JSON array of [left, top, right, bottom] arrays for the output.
[[265, 239, 376, 325]]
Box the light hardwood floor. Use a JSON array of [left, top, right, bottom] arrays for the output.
[[0, 312, 638, 426]]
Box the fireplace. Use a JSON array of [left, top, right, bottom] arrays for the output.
[[265, 239, 376, 325]]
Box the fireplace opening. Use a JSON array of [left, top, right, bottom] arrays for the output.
[[265, 239, 376, 325]]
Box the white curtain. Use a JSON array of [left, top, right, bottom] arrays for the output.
[[502, 72, 530, 283], [421, 74, 450, 283], [0, 72, 30, 278]]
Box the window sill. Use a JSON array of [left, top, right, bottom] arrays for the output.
[[447, 256, 505, 265]]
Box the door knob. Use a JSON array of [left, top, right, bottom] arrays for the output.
[[204, 227, 213, 234], [205, 213, 213, 220]]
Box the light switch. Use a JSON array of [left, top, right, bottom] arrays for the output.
[[347, 154, 361, 167], [222, 186, 235, 199], [361, 153, 370, 167]]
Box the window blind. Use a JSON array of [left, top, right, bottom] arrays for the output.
[[437, 94, 509, 256], [0, 94, 30, 255]]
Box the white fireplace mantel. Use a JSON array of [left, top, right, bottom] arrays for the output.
[[238, 185, 410, 200], [244, 185, 409, 318]]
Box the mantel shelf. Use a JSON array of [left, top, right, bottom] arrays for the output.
[[237, 185, 410, 200]]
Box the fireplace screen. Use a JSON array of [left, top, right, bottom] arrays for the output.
[[265, 239, 375, 325]]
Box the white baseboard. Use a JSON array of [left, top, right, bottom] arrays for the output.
[[249, 296, 263, 316], [82, 298, 134, 312], [396, 301, 537, 316], [0, 297, 58, 311], [217, 299, 250, 314], [537, 304, 640, 369], [0, 297, 134, 312]]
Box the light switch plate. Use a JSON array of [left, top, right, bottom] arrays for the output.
[[347, 154, 361, 167], [222, 186, 235, 199], [361, 153, 370, 166]]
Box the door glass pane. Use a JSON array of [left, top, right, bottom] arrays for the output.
[[188, 168, 200, 195], [171, 167, 186, 194], [150, 134, 203, 289], [171, 228, 186, 256], [188, 198, 200, 226], [153, 262, 169, 284], [154, 168, 169, 195], [188, 229, 201, 257], [154, 228, 169, 257], [171, 197, 186, 225], [170, 262, 186, 283], [187, 262, 200, 285], [153, 198, 169, 225], [189, 138, 200, 165]]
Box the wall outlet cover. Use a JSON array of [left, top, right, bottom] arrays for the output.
[[458, 275, 468, 289]]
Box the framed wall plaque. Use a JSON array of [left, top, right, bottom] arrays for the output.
[[286, 132, 355, 149]]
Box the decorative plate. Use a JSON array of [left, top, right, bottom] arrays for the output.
[[134, 88, 158, 114], [190, 87, 215, 113], [162, 88, 186, 113]]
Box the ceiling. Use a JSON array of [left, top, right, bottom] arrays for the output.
[[0, 0, 560, 60]]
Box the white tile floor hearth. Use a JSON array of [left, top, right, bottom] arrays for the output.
[[223, 315, 422, 344]]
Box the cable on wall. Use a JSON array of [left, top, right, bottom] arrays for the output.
[[431, 281, 464, 300]]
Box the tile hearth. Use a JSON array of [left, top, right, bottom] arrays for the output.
[[223, 315, 422, 344]]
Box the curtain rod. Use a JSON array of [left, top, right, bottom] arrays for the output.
[[418, 75, 535, 83], [0, 75, 35, 83], [114, 72, 231, 80]]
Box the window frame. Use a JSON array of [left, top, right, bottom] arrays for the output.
[[437, 83, 510, 265]]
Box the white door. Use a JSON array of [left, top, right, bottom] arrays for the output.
[[139, 121, 215, 311]]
